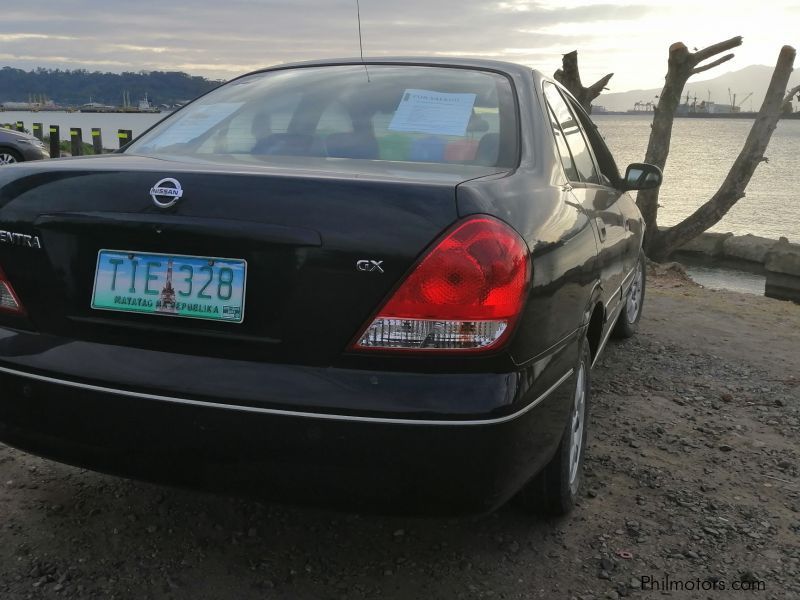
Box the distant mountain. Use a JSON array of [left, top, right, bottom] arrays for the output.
[[0, 67, 222, 107], [596, 65, 800, 112]]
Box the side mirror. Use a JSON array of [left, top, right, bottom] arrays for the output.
[[622, 163, 662, 191]]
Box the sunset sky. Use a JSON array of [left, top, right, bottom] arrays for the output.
[[1, 1, 797, 91]]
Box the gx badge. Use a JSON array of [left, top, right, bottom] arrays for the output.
[[356, 259, 384, 273]]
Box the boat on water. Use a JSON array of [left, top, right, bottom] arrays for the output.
[[121, 93, 161, 114], [1, 101, 74, 113], [78, 93, 161, 114], [79, 102, 117, 113], [675, 105, 800, 119]]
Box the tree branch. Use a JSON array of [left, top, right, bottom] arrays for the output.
[[553, 50, 613, 113], [691, 53, 735, 75], [784, 84, 800, 103], [586, 72, 614, 98], [691, 36, 743, 64], [554, 50, 582, 88]]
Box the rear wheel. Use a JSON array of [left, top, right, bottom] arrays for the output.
[[516, 341, 591, 516], [0, 148, 22, 166], [613, 249, 645, 338]]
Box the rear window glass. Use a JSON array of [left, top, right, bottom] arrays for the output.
[[128, 65, 518, 168]]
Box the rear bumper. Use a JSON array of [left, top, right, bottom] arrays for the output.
[[0, 328, 579, 513]]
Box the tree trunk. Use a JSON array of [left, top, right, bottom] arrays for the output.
[[636, 36, 742, 249], [554, 50, 613, 113], [649, 49, 799, 261]]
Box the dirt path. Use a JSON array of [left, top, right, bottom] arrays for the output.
[[1, 270, 798, 600]]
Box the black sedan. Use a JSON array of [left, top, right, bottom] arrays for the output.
[[0, 59, 660, 515], [0, 127, 49, 165]]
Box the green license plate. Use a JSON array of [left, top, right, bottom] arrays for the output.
[[91, 250, 246, 323]]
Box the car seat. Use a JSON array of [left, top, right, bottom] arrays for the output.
[[326, 132, 380, 159], [252, 133, 314, 156]]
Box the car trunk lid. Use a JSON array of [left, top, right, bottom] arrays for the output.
[[0, 155, 504, 365]]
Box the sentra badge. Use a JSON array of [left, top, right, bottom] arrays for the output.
[[0, 229, 41, 249], [149, 177, 184, 208]]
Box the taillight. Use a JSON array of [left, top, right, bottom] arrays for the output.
[[352, 216, 531, 352], [0, 266, 26, 315]]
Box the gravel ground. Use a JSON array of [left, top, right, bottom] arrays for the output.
[[1, 267, 798, 600]]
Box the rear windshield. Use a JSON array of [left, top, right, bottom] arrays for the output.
[[127, 65, 518, 168]]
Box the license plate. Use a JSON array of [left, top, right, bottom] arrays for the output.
[[91, 250, 246, 323]]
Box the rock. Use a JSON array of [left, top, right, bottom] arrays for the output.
[[765, 237, 800, 276], [718, 444, 733, 452], [721, 234, 777, 264], [677, 232, 733, 257], [740, 570, 760, 583], [765, 238, 800, 302], [600, 557, 615, 572]]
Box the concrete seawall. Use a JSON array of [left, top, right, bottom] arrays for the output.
[[672, 231, 800, 302]]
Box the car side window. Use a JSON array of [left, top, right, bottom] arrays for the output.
[[562, 94, 621, 187], [543, 83, 599, 184], [545, 103, 579, 181]]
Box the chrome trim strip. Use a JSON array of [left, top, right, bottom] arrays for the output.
[[594, 262, 639, 367], [592, 320, 615, 368], [603, 264, 638, 309], [604, 285, 621, 309], [621, 265, 637, 288], [0, 365, 574, 427]]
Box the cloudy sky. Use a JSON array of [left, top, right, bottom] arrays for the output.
[[1, 1, 798, 92]]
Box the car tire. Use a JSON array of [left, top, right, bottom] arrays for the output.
[[612, 248, 646, 339], [515, 340, 591, 516], [0, 148, 23, 166]]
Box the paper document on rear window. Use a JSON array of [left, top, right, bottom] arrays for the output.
[[389, 90, 476, 136], [145, 102, 244, 149]]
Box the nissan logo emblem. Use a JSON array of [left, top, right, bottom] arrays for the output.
[[149, 178, 184, 208]]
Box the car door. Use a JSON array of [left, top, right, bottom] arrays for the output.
[[562, 92, 643, 300], [542, 82, 627, 317]]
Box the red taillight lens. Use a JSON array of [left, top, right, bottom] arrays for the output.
[[0, 266, 25, 315], [353, 216, 531, 352]]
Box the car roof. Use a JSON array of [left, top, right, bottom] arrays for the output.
[[246, 57, 542, 80]]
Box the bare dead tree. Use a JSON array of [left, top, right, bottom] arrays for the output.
[[558, 41, 797, 261], [634, 36, 742, 242], [651, 55, 799, 260], [554, 50, 613, 113], [638, 42, 797, 261]]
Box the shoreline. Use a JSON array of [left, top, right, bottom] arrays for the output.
[[668, 231, 800, 302]]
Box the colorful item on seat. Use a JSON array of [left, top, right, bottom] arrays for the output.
[[444, 139, 479, 161], [409, 136, 446, 162], [378, 134, 412, 161]]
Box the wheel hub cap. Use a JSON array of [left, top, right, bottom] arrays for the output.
[[626, 266, 642, 323], [0, 153, 18, 166], [568, 363, 586, 493]]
